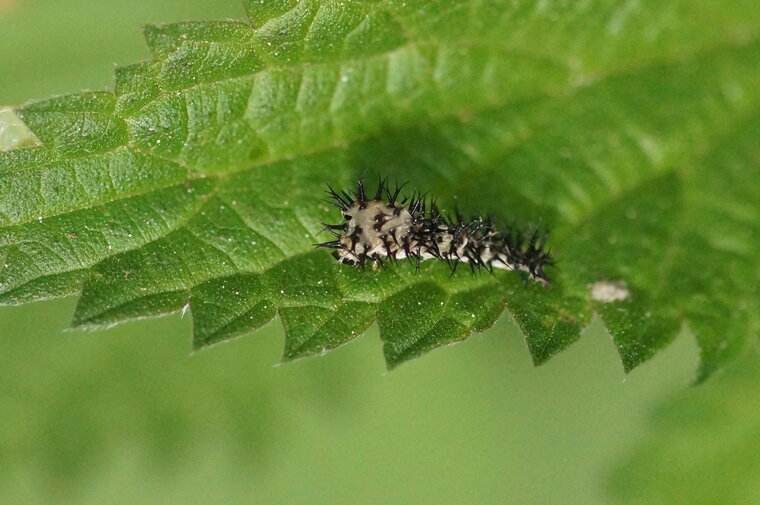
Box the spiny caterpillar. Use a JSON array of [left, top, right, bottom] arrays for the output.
[[316, 179, 552, 285]]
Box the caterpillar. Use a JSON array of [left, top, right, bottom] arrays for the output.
[[316, 179, 552, 285]]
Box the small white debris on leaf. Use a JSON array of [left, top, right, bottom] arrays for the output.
[[589, 280, 630, 302]]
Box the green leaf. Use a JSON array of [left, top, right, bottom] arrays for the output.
[[0, 108, 41, 151], [608, 350, 760, 504], [1, 0, 759, 376]]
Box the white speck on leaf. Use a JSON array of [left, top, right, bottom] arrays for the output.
[[590, 280, 630, 302]]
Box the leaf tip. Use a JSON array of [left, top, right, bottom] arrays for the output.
[[0, 107, 42, 151]]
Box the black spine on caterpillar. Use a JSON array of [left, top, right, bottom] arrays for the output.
[[316, 179, 553, 285]]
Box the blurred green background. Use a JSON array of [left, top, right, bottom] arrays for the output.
[[0, 1, 739, 504]]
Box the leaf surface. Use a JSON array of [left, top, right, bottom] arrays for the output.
[[1, 0, 759, 376]]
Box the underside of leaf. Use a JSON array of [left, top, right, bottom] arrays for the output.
[[1, 0, 759, 378]]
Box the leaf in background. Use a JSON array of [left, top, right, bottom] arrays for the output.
[[608, 350, 760, 504], [1, 0, 759, 376]]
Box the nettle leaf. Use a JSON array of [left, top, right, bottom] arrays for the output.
[[1, 0, 759, 377]]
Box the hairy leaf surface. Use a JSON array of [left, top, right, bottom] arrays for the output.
[[1, 0, 759, 376]]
